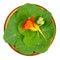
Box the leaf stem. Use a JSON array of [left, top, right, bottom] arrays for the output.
[[38, 28, 46, 41]]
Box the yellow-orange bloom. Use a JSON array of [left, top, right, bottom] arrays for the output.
[[23, 16, 34, 30]]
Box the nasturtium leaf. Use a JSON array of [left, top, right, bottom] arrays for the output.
[[34, 22, 55, 53], [15, 36, 33, 55], [7, 12, 19, 34], [4, 13, 19, 45], [23, 31, 40, 49], [17, 3, 44, 21], [40, 22, 56, 41], [4, 28, 17, 45], [34, 33, 50, 53]]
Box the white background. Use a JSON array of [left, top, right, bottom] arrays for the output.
[[0, 0, 60, 60]]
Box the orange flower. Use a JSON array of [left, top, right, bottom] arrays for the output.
[[23, 16, 34, 30]]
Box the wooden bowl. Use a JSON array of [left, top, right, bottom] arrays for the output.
[[4, 4, 56, 56]]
